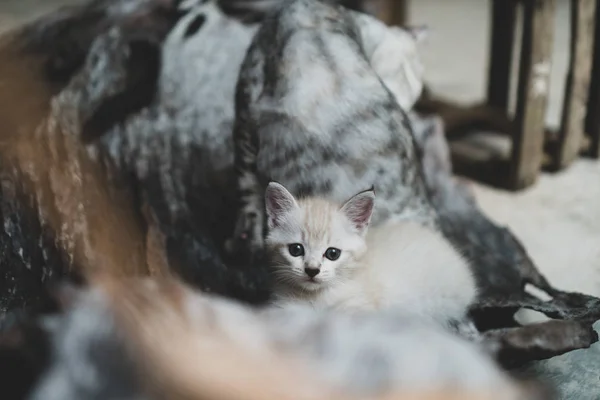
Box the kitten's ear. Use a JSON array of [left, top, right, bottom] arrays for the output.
[[265, 182, 299, 229], [340, 188, 375, 235]]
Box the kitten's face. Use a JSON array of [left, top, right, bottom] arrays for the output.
[[265, 183, 374, 292]]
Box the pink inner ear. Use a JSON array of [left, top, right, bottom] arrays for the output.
[[341, 192, 374, 232]]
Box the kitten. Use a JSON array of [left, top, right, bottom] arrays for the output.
[[227, 0, 436, 256], [265, 181, 477, 327]]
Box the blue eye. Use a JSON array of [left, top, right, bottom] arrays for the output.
[[288, 243, 305, 257], [324, 247, 341, 261]]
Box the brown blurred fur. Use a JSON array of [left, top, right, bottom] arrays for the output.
[[102, 276, 338, 400], [0, 24, 166, 282], [96, 277, 533, 400]]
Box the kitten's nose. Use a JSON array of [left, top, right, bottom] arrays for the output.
[[304, 267, 320, 278]]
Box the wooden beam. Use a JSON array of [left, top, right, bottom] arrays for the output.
[[389, 0, 408, 26], [556, 0, 597, 167], [367, 0, 407, 26], [509, 0, 556, 190], [585, 0, 600, 158], [487, 0, 518, 111]]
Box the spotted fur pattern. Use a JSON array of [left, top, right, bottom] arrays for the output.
[[228, 0, 436, 256]]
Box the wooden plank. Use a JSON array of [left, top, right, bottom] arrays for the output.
[[585, 0, 600, 158], [415, 96, 514, 139], [556, 0, 597, 167], [487, 0, 518, 111], [366, 0, 407, 26], [509, 0, 556, 190], [389, 0, 408, 26]]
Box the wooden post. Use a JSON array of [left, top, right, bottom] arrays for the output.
[[556, 0, 597, 167], [585, 0, 600, 158], [367, 0, 407, 26], [509, 0, 556, 190], [389, 0, 408, 26], [487, 0, 518, 112]]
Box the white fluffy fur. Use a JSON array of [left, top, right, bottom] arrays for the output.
[[265, 183, 477, 326]]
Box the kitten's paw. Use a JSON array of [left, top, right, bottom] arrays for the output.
[[225, 209, 265, 263]]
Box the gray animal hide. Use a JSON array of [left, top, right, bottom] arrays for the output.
[[0, 0, 598, 373], [0, 0, 426, 311], [226, 0, 433, 258], [0, 0, 273, 313], [517, 321, 600, 400]]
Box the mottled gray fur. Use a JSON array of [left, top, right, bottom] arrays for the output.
[[28, 291, 143, 400], [29, 284, 531, 399], [101, 0, 262, 219], [228, 0, 436, 254], [100, 0, 369, 208]]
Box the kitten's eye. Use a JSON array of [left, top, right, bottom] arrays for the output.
[[288, 243, 305, 257], [324, 247, 341, 261]]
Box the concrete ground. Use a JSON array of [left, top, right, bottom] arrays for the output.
[[1, 0, 599, 300]]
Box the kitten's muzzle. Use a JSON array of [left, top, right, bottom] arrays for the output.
[[304, 267, 320, 278]]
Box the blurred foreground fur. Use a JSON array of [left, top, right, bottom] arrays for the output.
[[27, 276, 546, 400]]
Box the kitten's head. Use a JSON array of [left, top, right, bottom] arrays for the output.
[[265, 182, 375, 292]]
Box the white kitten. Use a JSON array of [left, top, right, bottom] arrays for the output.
[[265, 182, 477, 327]]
